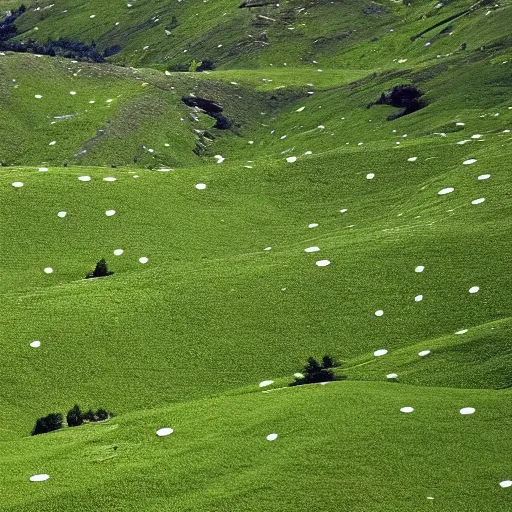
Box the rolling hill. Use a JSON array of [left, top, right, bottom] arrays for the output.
[[0, 0, 511, 510]]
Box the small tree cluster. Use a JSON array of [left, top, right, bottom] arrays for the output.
[[0, 37, 121, 62], [85, 258, 114, 279], [290, 355, 345, 386], [32, 405, 113, 435], [0, 5, 26, 42], [82, 408, 110, 422], [31, 413, 63, 436]]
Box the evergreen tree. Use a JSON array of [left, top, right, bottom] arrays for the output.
[[82, 409, 96, 422], [321, 355, 340, 369], [86, 258, 113, 279], [66, 404, 83, 427], [96, 409, 109, 421]]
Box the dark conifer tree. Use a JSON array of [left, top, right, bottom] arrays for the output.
[[66, 405, 83, 427]]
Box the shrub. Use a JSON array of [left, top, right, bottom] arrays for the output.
[[82, 409, 96, 422], [188, 60, 201, 72], [291, 357, 334, 385], [82, 407, 112, 422], [31, 413, 63, 436], [197, 59, 216, 72], [96, 409, 109, 421], [321, 355, 341, 369], [85, 258, 114, 279], [371, 84, 427, 120], [66, 404, 83, 427]]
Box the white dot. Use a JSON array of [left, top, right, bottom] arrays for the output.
[[415, 265, 425, 273], [315, 260, 330, 267], [11, 181, 24, 188], [499, 480, 512, 488], [105, 210, 116, 217], [78, 176, 91, 182], [477, 174, 491, 180], [296, 106, 305, 112], [339, 209, 348, 213], [57, 211, 67, 218], [459, 407, 475, 415], [375, 310, 384, 317], [400, 407, 414, 413], [304, 246, 320, 253], [366, 173, 375, 180], [286, 156, 297, 163], [469, 286, 480, 294], [386, 373, 398, 379], [407, 157, 417, 162], [455, 329, 468, 335], [70, 91, 77, 95], [195, 183, 207, 190], [30, 340, 41, 348], [156, 427, 173, 437], [471, 134, 482, 139], [463, 159, 477, 165], [39, 167, 48, 172], [89, 14, 96, 18], [43, 267, 53, 274], [113, 249, 124, 256], [259, 380, 274, 387], [139, 257, 149, 264], [30, 474, 50, 482], [266, 433, 278, 441], [264, 247, 272, 251], [374, 349, 388, 356], [49, 141, 56, 146], [471, 198, 485, 205], [89, 100, 95, 104], [103, 177, 117, 182], [438, 187, 454, 195], [414, 294, 423, 302], [308, 223, 318, 228], [418, 350, 431, 357]]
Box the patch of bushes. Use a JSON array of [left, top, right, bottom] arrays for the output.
[[31, 412, 63, 436], [0, 37, 121, 62], [290, 355, 345, 386], [369, 84, 427, 120], [0, 4, 26, 42], [85, 259, 114, 279], [32, 405, 114, 435]]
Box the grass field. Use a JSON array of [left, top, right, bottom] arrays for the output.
[[0, 0, 511, 510]]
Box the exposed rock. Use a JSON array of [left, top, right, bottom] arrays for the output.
[[239, 0, 278, 8], [362, 2, 388, 15], [182, 96, 233, 130]]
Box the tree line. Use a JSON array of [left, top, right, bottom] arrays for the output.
[[32, 405, 114, 436]]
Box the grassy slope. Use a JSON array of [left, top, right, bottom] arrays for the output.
[[0, 0, 511, 510], [1, 382, 511, 512]]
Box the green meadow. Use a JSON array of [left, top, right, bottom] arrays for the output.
[[0, 0, 511, 510]]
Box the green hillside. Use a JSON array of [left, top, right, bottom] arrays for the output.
[[0, 0, 511, 510]]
